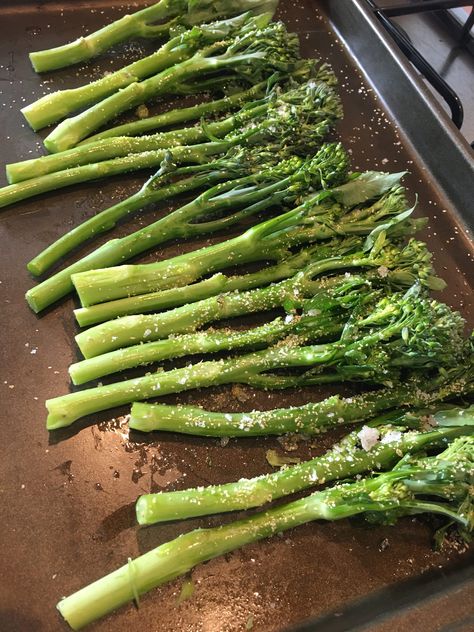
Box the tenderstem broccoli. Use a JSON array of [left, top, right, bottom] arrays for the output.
[[70, 173, 417, 308], [135, 404, 474, 524], [79, 57, 336, 144], [29, 0, 279, 73], [72, 208, 430, 329], [42, 18, 302, 152], [69, 237, 443, 383], [11, 77, 342, 182], [73, 237, 437, 360], [45, 286, 467, 429], [25, 142, 348, 313], [129, 352, 474, 436], [0, 79, 340, 209], [56, 436, 474, 630], [24, 13, 273, 130]]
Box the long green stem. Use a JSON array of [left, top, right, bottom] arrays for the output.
[[55, 490, 369, 629], [46, 290, 468, 429], [136, 419, 474, 524], [29, 0, 277, 73], [81, 81, 270, 144], [71, 225, 286, 308], [26, 165, 227, 278], [129, 367, 474, 436], [29, 0, 175, 72], [9, 111, 246, 183], [0, 140, 231, 210], [23, 43, 189, 131], [56, 459, 469, 630], [70, 313, 344, 385], [73, 252, 381, 359], [47, 340, 361, 430], [73, 246, 322, 327], [46, 347, 282, 429], [70, 188, 415, 308], [26, 144, 348, 312], [42, 54, 235, 153]]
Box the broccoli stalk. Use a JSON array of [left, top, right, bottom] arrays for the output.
[[79, 58, 336, 144], [73, 237, 436, 361], [72, 214, 430, 329], [70, 175, 419, 308], [69, 312, 343, 386], [24, 13, 271, 129], [72, 242, 338, 327], [0, 79, 339, 209], [25, 142, 348, 313], [42, 19, 302, 152], [80, 58, 334, 144], [11, 77, 341, 182], [26, 158, 243, 277], [56, 436, 474, 630], [69, 237, 443, 383], [135, 405, 474, 524], [24, 13, 284, 132], [129, 360, 474, 436], [29, 0, 279, 73], [131, 349, 474, 437], [68, 172, 412, 306], [45, 287, 466, 429], [80, 80, 270, 143]]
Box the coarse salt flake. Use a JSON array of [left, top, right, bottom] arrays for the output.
[[357, 426, 380, 451]]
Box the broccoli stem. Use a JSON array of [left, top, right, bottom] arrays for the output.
[[0, 140, 232, 210], [57, 436, 472, 630], [69, 313, 344, 385], [46, 291, 467, 430], [26, 164, 228, 278], [29, 0, 277, 73], [73, 245, 322, 327], [29, 0, 175, 72], [26, 144, 348, 313], [136, 416, 474, 524], [46, 348, 291, 430], [9, 107, 255, 183], [73, 251, 383, 360], [57, 492, 362, 629], [24, 43, 189, 131], [24, 13, 270, 129], [70, 177, 410, 308], [81, 81, 270, 144], [129, 366, 474, 436], [44, 54, 228, 153]]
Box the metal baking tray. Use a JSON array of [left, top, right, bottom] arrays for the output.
[[0, 1, 472, 630]]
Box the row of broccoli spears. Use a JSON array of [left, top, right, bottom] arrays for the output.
[[4, 1, 472, 629]]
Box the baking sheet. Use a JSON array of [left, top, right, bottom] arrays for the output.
[[0, 1, 473, 630]]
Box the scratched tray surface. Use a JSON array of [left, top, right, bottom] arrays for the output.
[[0, 1, 473, 631]]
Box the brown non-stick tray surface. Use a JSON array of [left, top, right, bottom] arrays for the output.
[[0, 1, 473, 631]]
